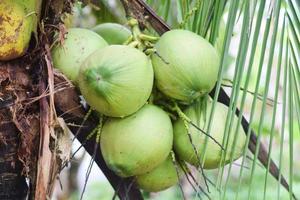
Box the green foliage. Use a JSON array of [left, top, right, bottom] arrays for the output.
[[71, 0, 300, 199]]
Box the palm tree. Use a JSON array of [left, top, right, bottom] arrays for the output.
[[0, 0, 299, 199]]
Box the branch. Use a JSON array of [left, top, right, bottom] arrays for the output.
[[39, 0, 143, 199], [120, 0, 170, 34], [119, 0, 296, 198], [54, 74, 143, 200]]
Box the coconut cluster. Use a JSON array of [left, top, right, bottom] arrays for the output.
[[51, 23, 246, 193]]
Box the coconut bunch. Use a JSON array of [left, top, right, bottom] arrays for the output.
[[51, 20, 246, 192]]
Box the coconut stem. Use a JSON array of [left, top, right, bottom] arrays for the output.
[[170, 151, 186, 200], [173, 102, 191, 123], [173, 101, 210, 192], [173, 101, 224, 150], [128, 41, 139, 48], [138, 34, 159, 42], [85, 126, 98, 141], [123, 35, 134, 45], [127, 18, 157, 52], [82, 111, 103, 142], [128, 18, 144, 50], [178, 159, 211, 200], [143, 48, 156, 56], [95, 115, 103, 143]]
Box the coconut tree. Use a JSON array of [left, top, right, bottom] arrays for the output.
[[0, 0, 299, 200]]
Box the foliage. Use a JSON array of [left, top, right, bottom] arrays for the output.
[[64, 0, 300, 199]]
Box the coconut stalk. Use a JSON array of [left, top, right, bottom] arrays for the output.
[[118, 0, 295, 198]]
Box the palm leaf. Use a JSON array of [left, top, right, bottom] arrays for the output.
[[125, 0, 300, 199], [91, 0, 300, 199]]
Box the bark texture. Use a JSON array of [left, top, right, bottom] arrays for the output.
[[1, 0, 143, 199], [0, 109, 28, 200], [0, 61, 40, 200]]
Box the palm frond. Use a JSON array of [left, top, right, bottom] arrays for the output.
[[93, 0, 300, 199], [140, 0, 300, 199]]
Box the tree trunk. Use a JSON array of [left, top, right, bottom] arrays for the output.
[[0, 0, 68, 199], [0, 61, 39, 200], [0, 113, 28, 200]]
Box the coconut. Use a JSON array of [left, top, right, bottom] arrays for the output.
[[51, 28, 108, 83], [173, 98, 246, 169], [100, 104, 173, 177], [92, 23, 131, 45], [0, 1, 38, 60], [151, 29, 220, 102], [78, 45, 154, 117], [135, 155, 181, 192]]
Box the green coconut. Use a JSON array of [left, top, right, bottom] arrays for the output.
[[173, 98, 246, 169], [151, 29, 220, 102], [92, 23, 131, 45], [100, 104, 173, 177], [135, 155, 181, 192], [78, 45, 154, 117], [52, 28, 108, 83]]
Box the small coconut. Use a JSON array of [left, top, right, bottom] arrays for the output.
[[151, 29, 220, 102], [78, 45, 153, 117], [92, 23, 131, 45], [173, 98, 246, 169], [100, 104, 173, 177], [135, 155, 181, 192], [52, 28, 108, 83]]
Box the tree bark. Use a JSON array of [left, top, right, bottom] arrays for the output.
[[1, 0, 144, 199], [0, 106, 28, 200], [0, 0, 66, 199], [0, 62, 40, 200]]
